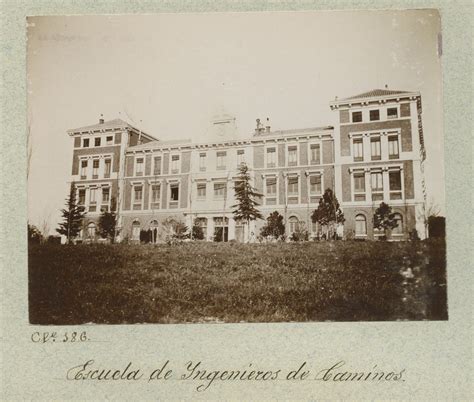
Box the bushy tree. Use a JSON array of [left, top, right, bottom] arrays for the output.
[[28, 224, 43, 244], [56, 182, 85, 243], [373, 202, 398, 240], [311, 188, 345, 240], [98, 198, 117, 242], [260, 211, 285, 240], [232, 163, 263, 241], [290, 223, 309, 242], [162, 218, 189, 243], [191, 220, 205, 240]]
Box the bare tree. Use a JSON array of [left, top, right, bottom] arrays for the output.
[[418, 197, 441, 238]]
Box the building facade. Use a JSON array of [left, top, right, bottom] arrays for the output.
[[67, 89, 427, 242]]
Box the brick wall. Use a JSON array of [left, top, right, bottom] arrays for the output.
[[71, 146, 119, 175], [341, 165, 352, 202], [299, 142, 308, 165], [400, 103, 411, 117], [253, 145, 264, 168], [340, 119, 413, 156], [322, 140, 334, 164], [403, 160, 414, 199], [278, 144, 285, 167], [145, 155, 152, 176], [162, 153, 170, 174], [182, 151, 191, 173], [125, 155, 134, 177], [180, 177, 189, 209], [340, 110, 350, 124]]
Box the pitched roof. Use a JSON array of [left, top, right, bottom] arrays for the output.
[[342, 89, 412, 101], [68, 118, 134, 133]]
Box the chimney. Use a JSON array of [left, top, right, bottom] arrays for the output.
[[255, 118, 262, 135], [265, 117, 271, 133], [99, 114, 104, 124], [384, 84, 388, 89]]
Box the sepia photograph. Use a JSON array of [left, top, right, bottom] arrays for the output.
[[27, 10, 447, 325]]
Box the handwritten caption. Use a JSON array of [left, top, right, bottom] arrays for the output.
[[66, 360, 406, 392]]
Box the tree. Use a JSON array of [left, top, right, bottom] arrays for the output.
[[28, 224, 43, 245], [311, 188, 345, 240], [98, 198, 117, 243], [418, 197, 441, 238], [373, 202, 398, 240], [232, 163, 263, 241], [56, 182, 85, 243], [260, 211, 285, 240], [191, 220, 205, 240]]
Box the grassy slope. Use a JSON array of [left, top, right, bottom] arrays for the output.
[[28, 240, 447, 324]]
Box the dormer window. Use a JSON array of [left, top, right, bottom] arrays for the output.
[[106, 136, 114, 145], [171, 155, 180, 174], [83, 138, 89, 148], [94, 137, 101, 147], [287, 145, 298, 166]]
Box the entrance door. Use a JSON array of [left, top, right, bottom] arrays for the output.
[[235, 222, 245, 243], [213, 217, 229, 242]]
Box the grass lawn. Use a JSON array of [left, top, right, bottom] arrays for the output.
[[28, 239, 447, 324]]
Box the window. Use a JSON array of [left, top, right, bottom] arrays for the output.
[[355, 214, 367, 236], [370, 137, 381, 160], [216, 151, 226, 170], [94, 137, 101, 147], [237, 149, 245, 166], [265, 177, 277, 205], [135, 157, 144, 176], [371, 171, 383, 201], [153, 156, 162, 175], [92, 159, 99, 178], [310, 144, 321, 165], [388, 135, 399, 159], [169, 183, 179, 208], [197, 183, 206, 199], [104, 159, 111, 178], [199, 153, 206, 172], [287, 176, 299, 204], [80, 160, 88, 179], [353, 172, 366, 201], [78, 189, 85, 205], [266, 147, 276, 167], [213, 182, 227, 199], [392, 213, 403, 235], [131, 220, 140, 241], [102, 187, 110, 203], [87, 223, 96, 239], [288, 216, 299, 234], [83, 138, 89, 148], [389, 170, 402, 200], [387, 107, 398, 119], [369, 109, 380, 121], [89, 188, 97, 212], [353, 138, 363, 161], [150, 184, 161, 209], [106, 136, 114, 145], [352, 111, 362, 122], [171, 155, 180, 174], [309, 175, 322, 203], [133, 185, 143, 210], [150, 220, 159, 243], [287, 145, 297, 166]]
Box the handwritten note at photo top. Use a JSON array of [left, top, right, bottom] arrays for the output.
[[4, 6, 472, 401]]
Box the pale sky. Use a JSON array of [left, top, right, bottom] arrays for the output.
[[27, 10, 444, 234]]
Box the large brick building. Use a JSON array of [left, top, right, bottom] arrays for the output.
[[67, 88, 426, 242]]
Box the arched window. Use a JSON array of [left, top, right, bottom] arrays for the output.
[[392, 213, 403, 235], [355, 214, 367, 236], [132, 220, 141, 241], [150, 220, 159, 243], [87, 222, 96, 239], [288, 216, 299, 233]]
